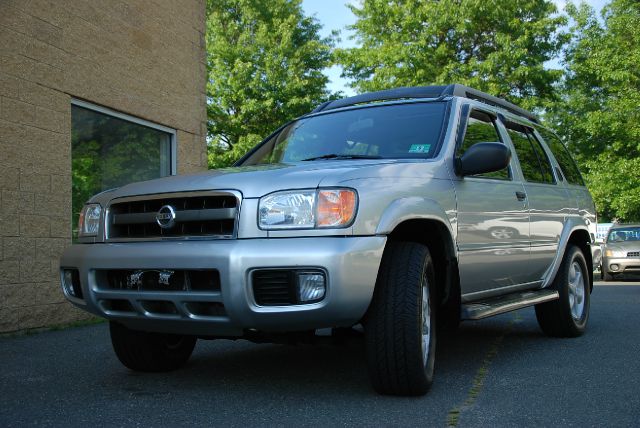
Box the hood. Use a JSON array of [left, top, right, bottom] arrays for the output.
[[103, 159, 401, 201], [605, 241, 640, 252]]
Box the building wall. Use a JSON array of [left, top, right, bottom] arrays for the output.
[[0, 0, 207, 332]]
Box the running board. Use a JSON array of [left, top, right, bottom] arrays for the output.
[[461, 289, 559, 320]]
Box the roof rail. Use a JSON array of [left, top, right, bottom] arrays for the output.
[[311, 84, 538, 123]]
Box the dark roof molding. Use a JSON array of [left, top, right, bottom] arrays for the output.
[[313, 84, 538, 123]]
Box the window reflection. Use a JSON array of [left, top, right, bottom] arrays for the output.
[[71, 105, 172, 238]]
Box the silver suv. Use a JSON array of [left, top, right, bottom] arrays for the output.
[[601, 224, 640, 280], [60, 85, 597, 396]]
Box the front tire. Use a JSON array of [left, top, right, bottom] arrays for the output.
[[365, 241, 437, 396], [535, 245, 590, 337], [602, 268, 614, 281], [109, 322, 197, 372]]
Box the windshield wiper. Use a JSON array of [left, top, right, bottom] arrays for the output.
[[301, 154, 382, 161]]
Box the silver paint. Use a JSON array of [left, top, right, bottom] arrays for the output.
[[61, 96, 596, 336], [60, 236, 386, 335]]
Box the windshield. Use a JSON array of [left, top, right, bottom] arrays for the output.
[[607, 227, 640, 243], [239, 102, 447, 165]]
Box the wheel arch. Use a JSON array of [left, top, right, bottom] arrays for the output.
[[543, 222, 593, 292], [385, 218, 459, 309], [568, 229, 594, 292]]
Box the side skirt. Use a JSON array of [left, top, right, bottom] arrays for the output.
[[461, 289, 559, 320]]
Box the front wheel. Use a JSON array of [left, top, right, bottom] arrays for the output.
[[109, 322, 197, 372], [365, 241, 437, 396], [535, 245, 590, 337]]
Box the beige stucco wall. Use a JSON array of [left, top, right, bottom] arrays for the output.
[[0, 0, 207, 332]]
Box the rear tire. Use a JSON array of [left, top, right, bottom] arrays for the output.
[[109, 322, 197, 372], [535, 245, 590, 337], [365, 241, 437, 396]]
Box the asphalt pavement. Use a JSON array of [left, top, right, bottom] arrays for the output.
[[1, 280, 639, 427]]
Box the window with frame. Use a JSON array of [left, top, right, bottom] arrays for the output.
[[239, 102, 448, 165], [536, 127, 584, 185], [506, 122, 554, 184], [457, 110, 510, 180], [71, 102, 175, 238]]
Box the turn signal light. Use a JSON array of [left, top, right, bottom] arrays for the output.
[[317, 189, 357, 227]]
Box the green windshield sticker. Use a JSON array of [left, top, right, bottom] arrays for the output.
[[409, 144, 431, 153]]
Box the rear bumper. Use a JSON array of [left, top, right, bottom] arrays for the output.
[[60, 236, 386, 336]]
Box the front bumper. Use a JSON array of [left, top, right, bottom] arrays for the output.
[[602, 256, 640, 276], [60, 236, 386, 336]]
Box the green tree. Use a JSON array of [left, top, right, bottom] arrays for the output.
[[206, 0, 334, 168], [552, 0, 640, 221], [337, 0, 567, 110]]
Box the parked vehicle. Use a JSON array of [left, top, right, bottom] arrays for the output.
[[60, 84, 597, 396], [601, 224, 640, 281]]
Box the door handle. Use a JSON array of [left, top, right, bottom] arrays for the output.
[[516, 191, 527, 201]]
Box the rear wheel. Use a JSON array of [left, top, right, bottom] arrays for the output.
[[535, 245, 590, 337], [109, 322, 197, 372], [365, 241, 437, 396]]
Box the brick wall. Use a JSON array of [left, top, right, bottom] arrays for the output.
[[0, 0, 207, 332]]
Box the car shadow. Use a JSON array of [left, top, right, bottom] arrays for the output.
[[98, 312, 551, 399]]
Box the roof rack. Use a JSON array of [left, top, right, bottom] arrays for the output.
[[311, 84, 538, 123]]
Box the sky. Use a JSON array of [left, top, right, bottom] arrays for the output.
[[301, 0, 610, 96]]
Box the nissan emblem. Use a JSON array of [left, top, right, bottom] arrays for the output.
[[156, 205, 177, 229]]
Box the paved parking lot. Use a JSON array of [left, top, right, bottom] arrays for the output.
[[1, 280, 639, 427]]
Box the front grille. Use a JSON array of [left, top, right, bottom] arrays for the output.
[[252, 270, 297, 306], [106, 192, 239, 240], [627, 251, 640, 257], [98, 269, 221, 292]]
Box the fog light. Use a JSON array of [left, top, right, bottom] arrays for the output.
[[297, 272, 326, 303], [610, 264, 620, 272], [62, 269, 83, 299]]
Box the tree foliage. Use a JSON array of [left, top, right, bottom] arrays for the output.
[[336, 0, 567, 110], [205, 0, 334, 167], [203, 0, 639, 222], [552, 0, 640, 221]]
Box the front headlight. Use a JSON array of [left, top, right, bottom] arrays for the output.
[[259, 188, 357, 230], [605, 248, 625, 257], [78, 203, 102, 237]]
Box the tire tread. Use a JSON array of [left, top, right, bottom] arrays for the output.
[[366, 241, 435, 396], [535, 245, 590, 338], [110, 322, 196, 372]]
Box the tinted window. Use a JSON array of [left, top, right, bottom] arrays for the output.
[[507, 125, 544, 182], [458, 111, 509, 180], [240, 102, 447, 165], [507, 123, 554, 184], [537, 128, 584, 185], [528, 132, 555, 183]]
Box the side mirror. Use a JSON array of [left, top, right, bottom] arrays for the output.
[[455, 142, 511, 176]]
